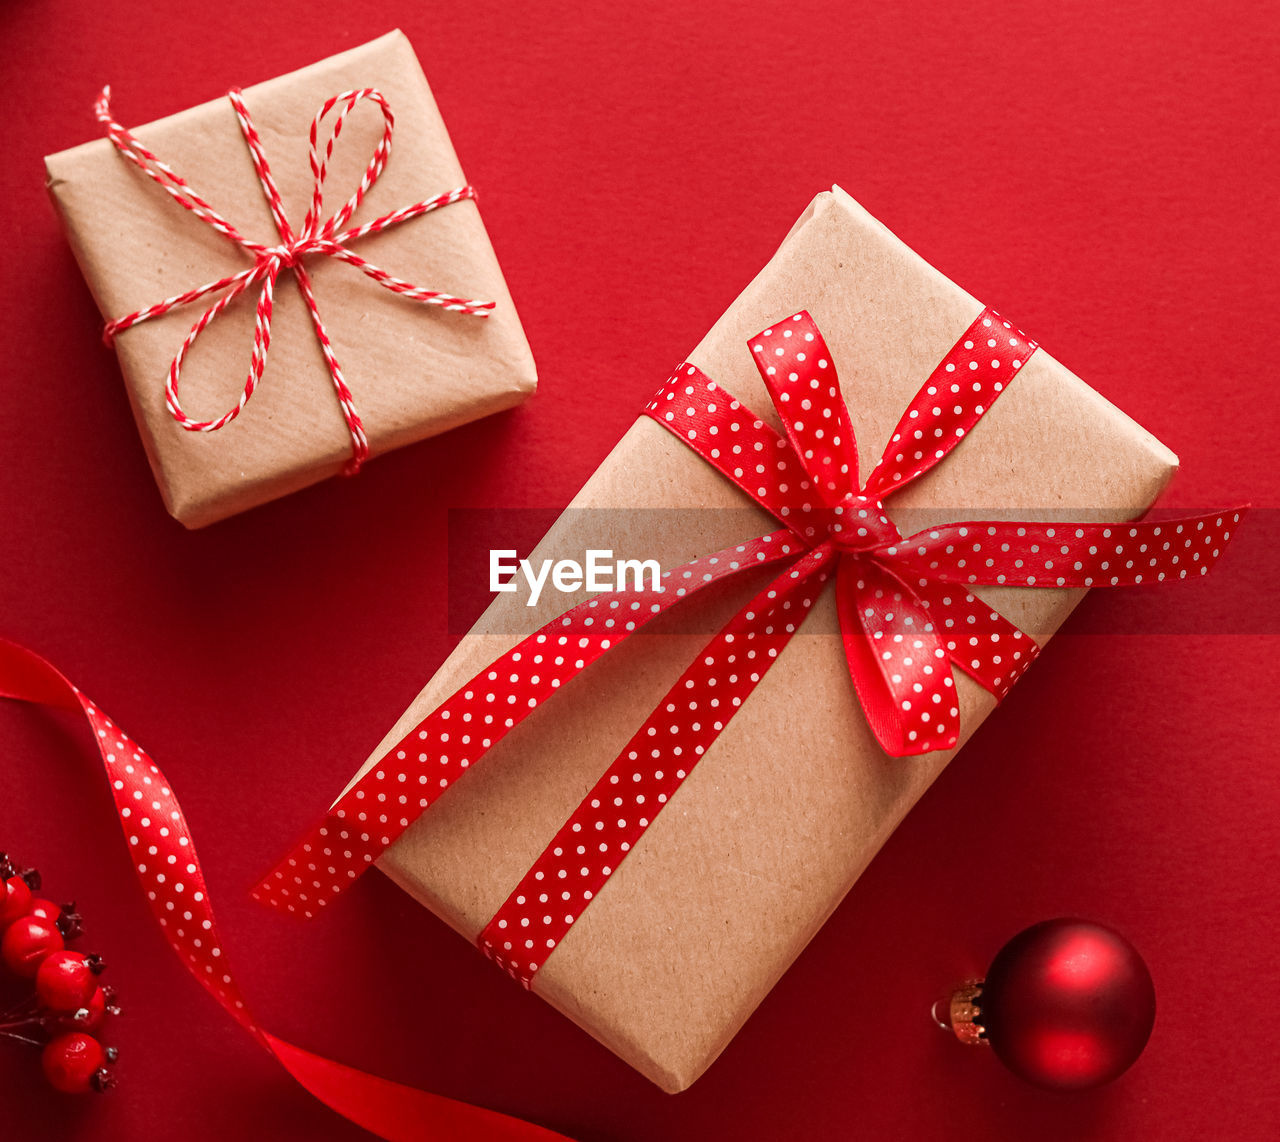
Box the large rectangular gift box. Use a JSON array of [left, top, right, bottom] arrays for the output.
[[347, 187, 1177, 1091], [45, 31, 536, 528]]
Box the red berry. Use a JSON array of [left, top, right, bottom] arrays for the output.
[[62, 984, 115, 1031], [1, 915, 64, 977], [0, 876, 34, 928], [25, 899, 83, 941], [26, 897, 61, 926], [41, 1032, 106, 1094], [37, 951, 99, 1011]]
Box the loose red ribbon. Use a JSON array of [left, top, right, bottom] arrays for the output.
[[0, 638, 569, 1142], [258, 308, 1244, 991], [96, 86, 494, 474]]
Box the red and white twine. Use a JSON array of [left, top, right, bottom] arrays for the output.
[[95, 86, 493, 473]]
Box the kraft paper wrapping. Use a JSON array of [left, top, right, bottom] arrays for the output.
[[352, 188, 1178, 1092], [44, 31, 537, 528]]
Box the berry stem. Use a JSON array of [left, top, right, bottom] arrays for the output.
[[0, 1028, 44, 1047], [0, 996, 39, 1022]]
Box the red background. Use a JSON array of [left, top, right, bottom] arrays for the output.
[[1, 1, 1277, 1139]]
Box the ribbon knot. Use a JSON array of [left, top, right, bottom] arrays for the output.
[[264, 241, 309, 270], [828, 493, 901, 553], [94, 85, 495, 474], [638, 309, 1244, 758]]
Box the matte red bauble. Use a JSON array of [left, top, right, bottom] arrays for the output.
[[939, 918, 1156, 1090]]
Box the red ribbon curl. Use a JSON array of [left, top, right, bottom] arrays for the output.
[[0, 639, 568, 1142]]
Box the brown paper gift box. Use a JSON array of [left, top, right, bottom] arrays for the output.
[[45, 31, 537, 528], [345, 187, 1177, 1092]]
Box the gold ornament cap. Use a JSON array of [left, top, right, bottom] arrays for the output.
[[934, 979, 990, 1046]]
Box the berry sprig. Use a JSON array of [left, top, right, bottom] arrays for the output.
[[0, 852, 119, 1094]]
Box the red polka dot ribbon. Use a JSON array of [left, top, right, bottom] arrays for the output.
[[0, 638, 569, 1142], [254, 529, 806, 918], [96, 86, 494, 474], [258, 308, 1245, 989]]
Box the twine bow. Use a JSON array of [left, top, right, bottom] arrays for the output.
[[96, 86, 493, 473]]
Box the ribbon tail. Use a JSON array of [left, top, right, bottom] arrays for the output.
[[0, 640, 82, 710], [834, 557, 959, 757], [255, 530, 807, 912], [261, 1033, 568, 1142], [893, 509, 1247, 588], [0, 637, 570, 1142], [908, 578, 1040, 700]]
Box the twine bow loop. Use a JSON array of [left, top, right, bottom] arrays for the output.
[[95, 85, 493, 474]]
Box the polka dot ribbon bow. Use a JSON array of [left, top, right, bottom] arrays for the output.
[[256, 308, 1244, 989], [0, 639, 569, 1141], [96, 87, 493, 474]]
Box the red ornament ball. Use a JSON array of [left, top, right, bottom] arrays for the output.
[[41, 1032, 107, 1094], [1, 914, 65, 978], [980, 918, 1156, 1090]]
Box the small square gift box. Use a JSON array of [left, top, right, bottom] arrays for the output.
[[258, 188, 1242, 1091], [45, 31, 537, 527]]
